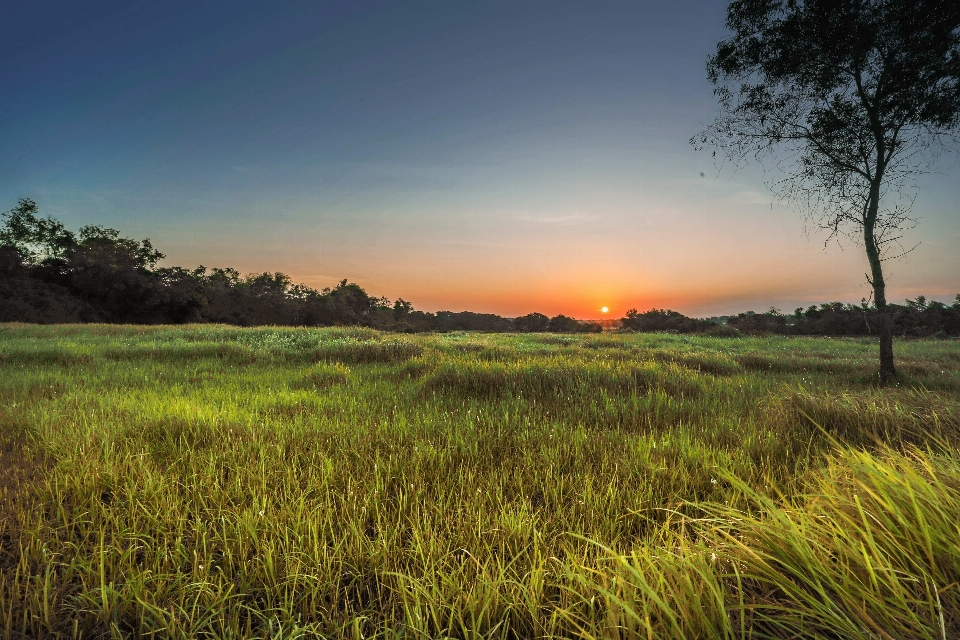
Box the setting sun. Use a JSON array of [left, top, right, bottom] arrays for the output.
[[601, 307, 609, 313]]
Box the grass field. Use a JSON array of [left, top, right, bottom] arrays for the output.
[[1, 323, 959, 639]]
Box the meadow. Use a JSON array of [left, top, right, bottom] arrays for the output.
[[1, 323, 959, 639]]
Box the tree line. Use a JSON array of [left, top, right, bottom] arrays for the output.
[[622, 299, 960, 338], [4, 198, 957, 336], [0, 199, 602, 332]]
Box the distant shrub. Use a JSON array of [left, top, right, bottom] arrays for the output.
[[702, 324, 741, 338], [620, 309, 714, 334], [728, 310, 788, 335], [546, 314, 601, 333], [513, 312, 550, 332]]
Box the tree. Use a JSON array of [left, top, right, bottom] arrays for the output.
[[392, 298, 414, 323], [547, 314, 580, 333], [514, 312, 550, 332], [621, 308, 714, 334], [0, 198, 76, 263], [694, 0, 960, 383]]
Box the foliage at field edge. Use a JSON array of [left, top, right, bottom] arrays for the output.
[[622, 298, 960, 338], [4, 198, 959, 336], [1, 325, 959, 638], [0, 199, 602, 333]]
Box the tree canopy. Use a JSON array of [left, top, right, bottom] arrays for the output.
[[0, 200, 603, 332], [695, 0, 960, 382]]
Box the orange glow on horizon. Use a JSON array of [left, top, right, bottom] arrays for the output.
[[156, 194, 960, 321]]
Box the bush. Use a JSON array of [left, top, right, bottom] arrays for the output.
[[620, 309, 714, 334]]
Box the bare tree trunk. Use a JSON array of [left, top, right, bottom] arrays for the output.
[[864, 180, 896, 384], [877, 307, 895, 383]]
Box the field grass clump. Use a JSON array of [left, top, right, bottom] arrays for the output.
[[294, 363, 352, 389], [422, 359, 701, 402], [0, 324, 959, 637], [315, 338, 424, 364], [714, 443, 960, 639], [564, 443, 960, 639], [650, 350, 741, 376]]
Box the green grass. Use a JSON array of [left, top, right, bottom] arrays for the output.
[[1, 323, 959, 638]]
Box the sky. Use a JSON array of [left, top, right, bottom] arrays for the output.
[[2, 0, 958, 319]]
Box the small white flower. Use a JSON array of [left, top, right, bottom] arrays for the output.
[[258, 510, 264, 517], [710, 478, 717, 485]]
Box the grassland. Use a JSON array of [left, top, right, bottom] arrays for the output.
[[1, 323, 959, 639]]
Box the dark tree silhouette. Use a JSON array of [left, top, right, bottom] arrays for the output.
[[546, 314, 580, 333], [621, 308, 714, 334], [392, 298, 414, 323], [0, 198, 76, 263], [514, 312, 550, 332], [11, 199, 954, 337], [60, 228, 166, 323], [694, 0, 960, 383]]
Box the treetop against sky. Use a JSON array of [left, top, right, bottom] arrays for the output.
[[1, 0, 957, 317]]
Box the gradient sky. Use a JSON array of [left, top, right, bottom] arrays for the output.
[[2, 0, 958, 318]]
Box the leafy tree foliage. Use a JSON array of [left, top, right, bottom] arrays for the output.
[[695, 0, 960, 382], [730, 302, 960, 337], [621, 309, 715, 333], [0, 198, 77, 263], [0, 201, 604, 332], [514, 312, 551, 332], [8, 200, 951, 336], [548, 314, 601, 333], [620, 304, 960, 338]]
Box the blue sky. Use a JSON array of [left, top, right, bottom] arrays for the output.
[[2, 0, 958, 317]]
